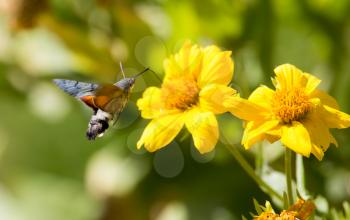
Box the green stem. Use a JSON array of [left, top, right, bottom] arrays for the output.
[[285, 148, 294, 206], [255, 143, 263, 176], [296, 154, 308, 198], [224, 141, 283, 201]]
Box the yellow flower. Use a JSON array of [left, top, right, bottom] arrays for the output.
[[253, 201, 279, 220], [287, 199, 315, 220], [253, 199, 315, 220], [137, 41, 236, 153], [224, 64, 350, 160], [254, 211, 279, 220], [254, 210, 298, 220]]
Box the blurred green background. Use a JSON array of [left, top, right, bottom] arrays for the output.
[[0, 0, 350, 219]]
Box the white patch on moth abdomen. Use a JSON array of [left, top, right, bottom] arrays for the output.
[[94, 109, 113, 122]]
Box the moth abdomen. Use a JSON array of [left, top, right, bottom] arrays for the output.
[[86, 119, 109, 140], [86, 110, 112, 140]]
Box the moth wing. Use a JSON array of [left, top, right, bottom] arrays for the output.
[[80, 95, 98, 111], [94, 84, 127, 114], [106, 96, 129, 125], [53, 80, 128, 115], [53, 79, 100, 110], [53, 79, 99, 97]]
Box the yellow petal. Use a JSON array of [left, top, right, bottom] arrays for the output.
[[185, 108, 219, 154], [137, 87, 166, 119], [247, 85, 274, 109], [303, 112, 333, 158], [163, 41, 202, 80], [242, 120, 280, 149], [137, 113, 185, 152], [281, 121, 312, 157], [197, 46, 233, 88], [265, 124, 282, 137], [330, 133, 338, 147], [309, 89, 339, 109], [304, 72, 321, 94], [264, 133, 280, 144], [163, 56, 182, 79], [224, 97, 270, 121], [320, 105, 350, 128], [263, 122, 283, 143], [310, 144, 324, 161], [199, 84, 237, 114], [263, 127, 282, 143], [273, 64, 306, 90]]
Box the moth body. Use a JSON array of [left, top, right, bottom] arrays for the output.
[[52, 67, 149, 140]]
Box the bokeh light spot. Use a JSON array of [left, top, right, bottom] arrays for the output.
[[127, 127, 147, 155], [153, 142, 184, 178], [190, 142, 215, 163], [114, 101, 139, 130], [28, 82, 71, 123]]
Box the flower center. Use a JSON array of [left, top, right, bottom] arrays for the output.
[[161, 76, 199, 110], [272, 88, 312, 123]]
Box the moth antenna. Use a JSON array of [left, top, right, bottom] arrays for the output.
[[119, 62, 126, 79]]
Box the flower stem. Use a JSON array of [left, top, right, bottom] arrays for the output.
[[296, 154, 308, 198], [224, 141, 283, 201], [285, 148, 294, 206], [255, 143, 263, 176]]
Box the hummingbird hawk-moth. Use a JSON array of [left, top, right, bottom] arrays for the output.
[[53, 65, 149, 140]]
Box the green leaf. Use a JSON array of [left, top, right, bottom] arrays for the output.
[[343, 202, 350, 218], [283, 192, 289, 209], [253, 198, 263, 214], [330, 208, 340, 220]]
